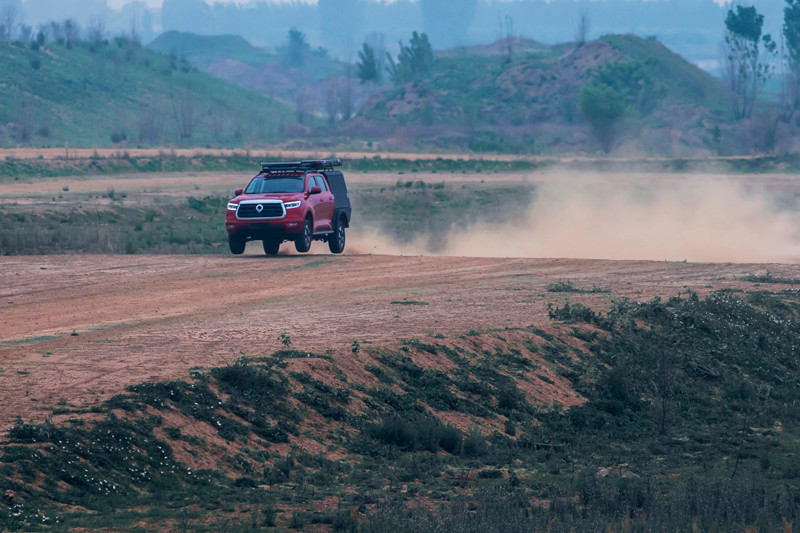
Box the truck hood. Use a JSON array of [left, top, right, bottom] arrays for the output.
[[231, 193, 305, 203]]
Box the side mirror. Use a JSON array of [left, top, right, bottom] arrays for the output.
[[234, 188, 243, 196], [310, 186, 322, 195]]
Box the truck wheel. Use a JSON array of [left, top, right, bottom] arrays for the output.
[[329, 216, 346, 254], [295, 216, 313, 253], [263, 239, 280, 255], [228, 235, 246, 255]]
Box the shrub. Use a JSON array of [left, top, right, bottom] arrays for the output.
[[370, 413, 463, 454]]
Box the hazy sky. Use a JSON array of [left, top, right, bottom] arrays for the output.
[[104, 0, 732, 8], [107, 0, 313, 7]]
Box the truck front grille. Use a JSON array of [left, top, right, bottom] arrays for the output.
[[237, 201, 285, 219]]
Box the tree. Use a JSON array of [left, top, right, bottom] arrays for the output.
[[357, 42, 381, 84], [0, 4, 18, 41], [86, 15, 106, 44], [386, 31, 433, 85], [170, 88, 196, 140], [285, 27, 309, 67], [578, 60, 664, 153], [340, 37, 354, 120], [575, 9, 590, 48], [592, 61, 665, 117], [579, 83, 626, 154], [138, 96, 164, 145], [325, 79, 339, 124], [498, 14, 513, 59], [784, 0, 800, 120], [722, 5, 777, 120], [63, 19, 79, 49]]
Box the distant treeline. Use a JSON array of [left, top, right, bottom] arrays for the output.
[[0, 0, 782, 62]]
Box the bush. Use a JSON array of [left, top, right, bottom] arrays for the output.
[[370, 413, 463, 454]]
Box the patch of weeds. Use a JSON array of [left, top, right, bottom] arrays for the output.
[[271, 349, 332, 361], [546, 280, 608, 293], [741, 271, 800, 285], [365, 364, 395, 384]]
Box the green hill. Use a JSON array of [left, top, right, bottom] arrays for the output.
[[148, 31, 273, 70], [147, 30, 346, 83], [601, 34, 728, 111], [358, 34, 731, 154], [0, 38, 293, 148]]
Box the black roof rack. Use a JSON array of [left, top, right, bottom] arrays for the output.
[[259, 159, 342, 174]]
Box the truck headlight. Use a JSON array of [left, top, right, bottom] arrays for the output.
[[284, 201, 301, 209], [227, 202, 238, 211]]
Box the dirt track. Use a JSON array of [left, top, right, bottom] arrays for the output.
[[2, 253, 798, 431]]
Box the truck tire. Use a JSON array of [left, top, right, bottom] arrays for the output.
[[228, 235, 246, 255], [328, 216, 346, 254], [263, 239, 280, 255], [295, 216, 313, 253]]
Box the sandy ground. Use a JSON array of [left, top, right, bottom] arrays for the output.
[[2, 253, 799, 431]]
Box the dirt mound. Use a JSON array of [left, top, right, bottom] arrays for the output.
[[2, 254, 796, 431]]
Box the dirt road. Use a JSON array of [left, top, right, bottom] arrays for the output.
[[2, 253, 797, 430]]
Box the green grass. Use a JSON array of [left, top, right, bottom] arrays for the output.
[[0, 179, 537, 255], [740, 271, 800, 285], [5, 152, 800, 183], [351, 179, 536, 250], [0, 38, 292, 148], [601, 34, 730, 114], [390, 300, 429, 306], [545, 280, 609, 294], [0, 196, 229, 255], [0, 154, 546, 181]]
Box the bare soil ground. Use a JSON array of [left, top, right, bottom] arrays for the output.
[[2, 252, 798, 431], [3, 164, 800, 432], [0, 147, 542, 163]]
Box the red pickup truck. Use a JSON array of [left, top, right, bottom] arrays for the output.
[[225, 159, 352, 255]]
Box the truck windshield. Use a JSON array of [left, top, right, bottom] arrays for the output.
[[245, 177, 305, 194]]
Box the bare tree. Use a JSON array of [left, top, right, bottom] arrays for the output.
[[576, 9, 590, 48], [138, 97, 164, 145], [16, 93, 33, 144], [87, 15, 107, 44], [497, 14, 514, 58], [63, 19, 80, 48], [208, 99, 224, 141], [170, 89, 196, 140], [19, 24, 31, 42], [325, 79, 339, 124], [295, 87, 313, 126], [340, 36, 354, 120], [49, 21, 62, 43], [129, 3, 141, 43], [0, 5, 18, 41]]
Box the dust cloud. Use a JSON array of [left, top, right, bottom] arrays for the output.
[[349, 173, 800, 263]]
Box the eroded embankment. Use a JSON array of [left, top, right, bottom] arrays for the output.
[[3, 288, 800, 531]]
